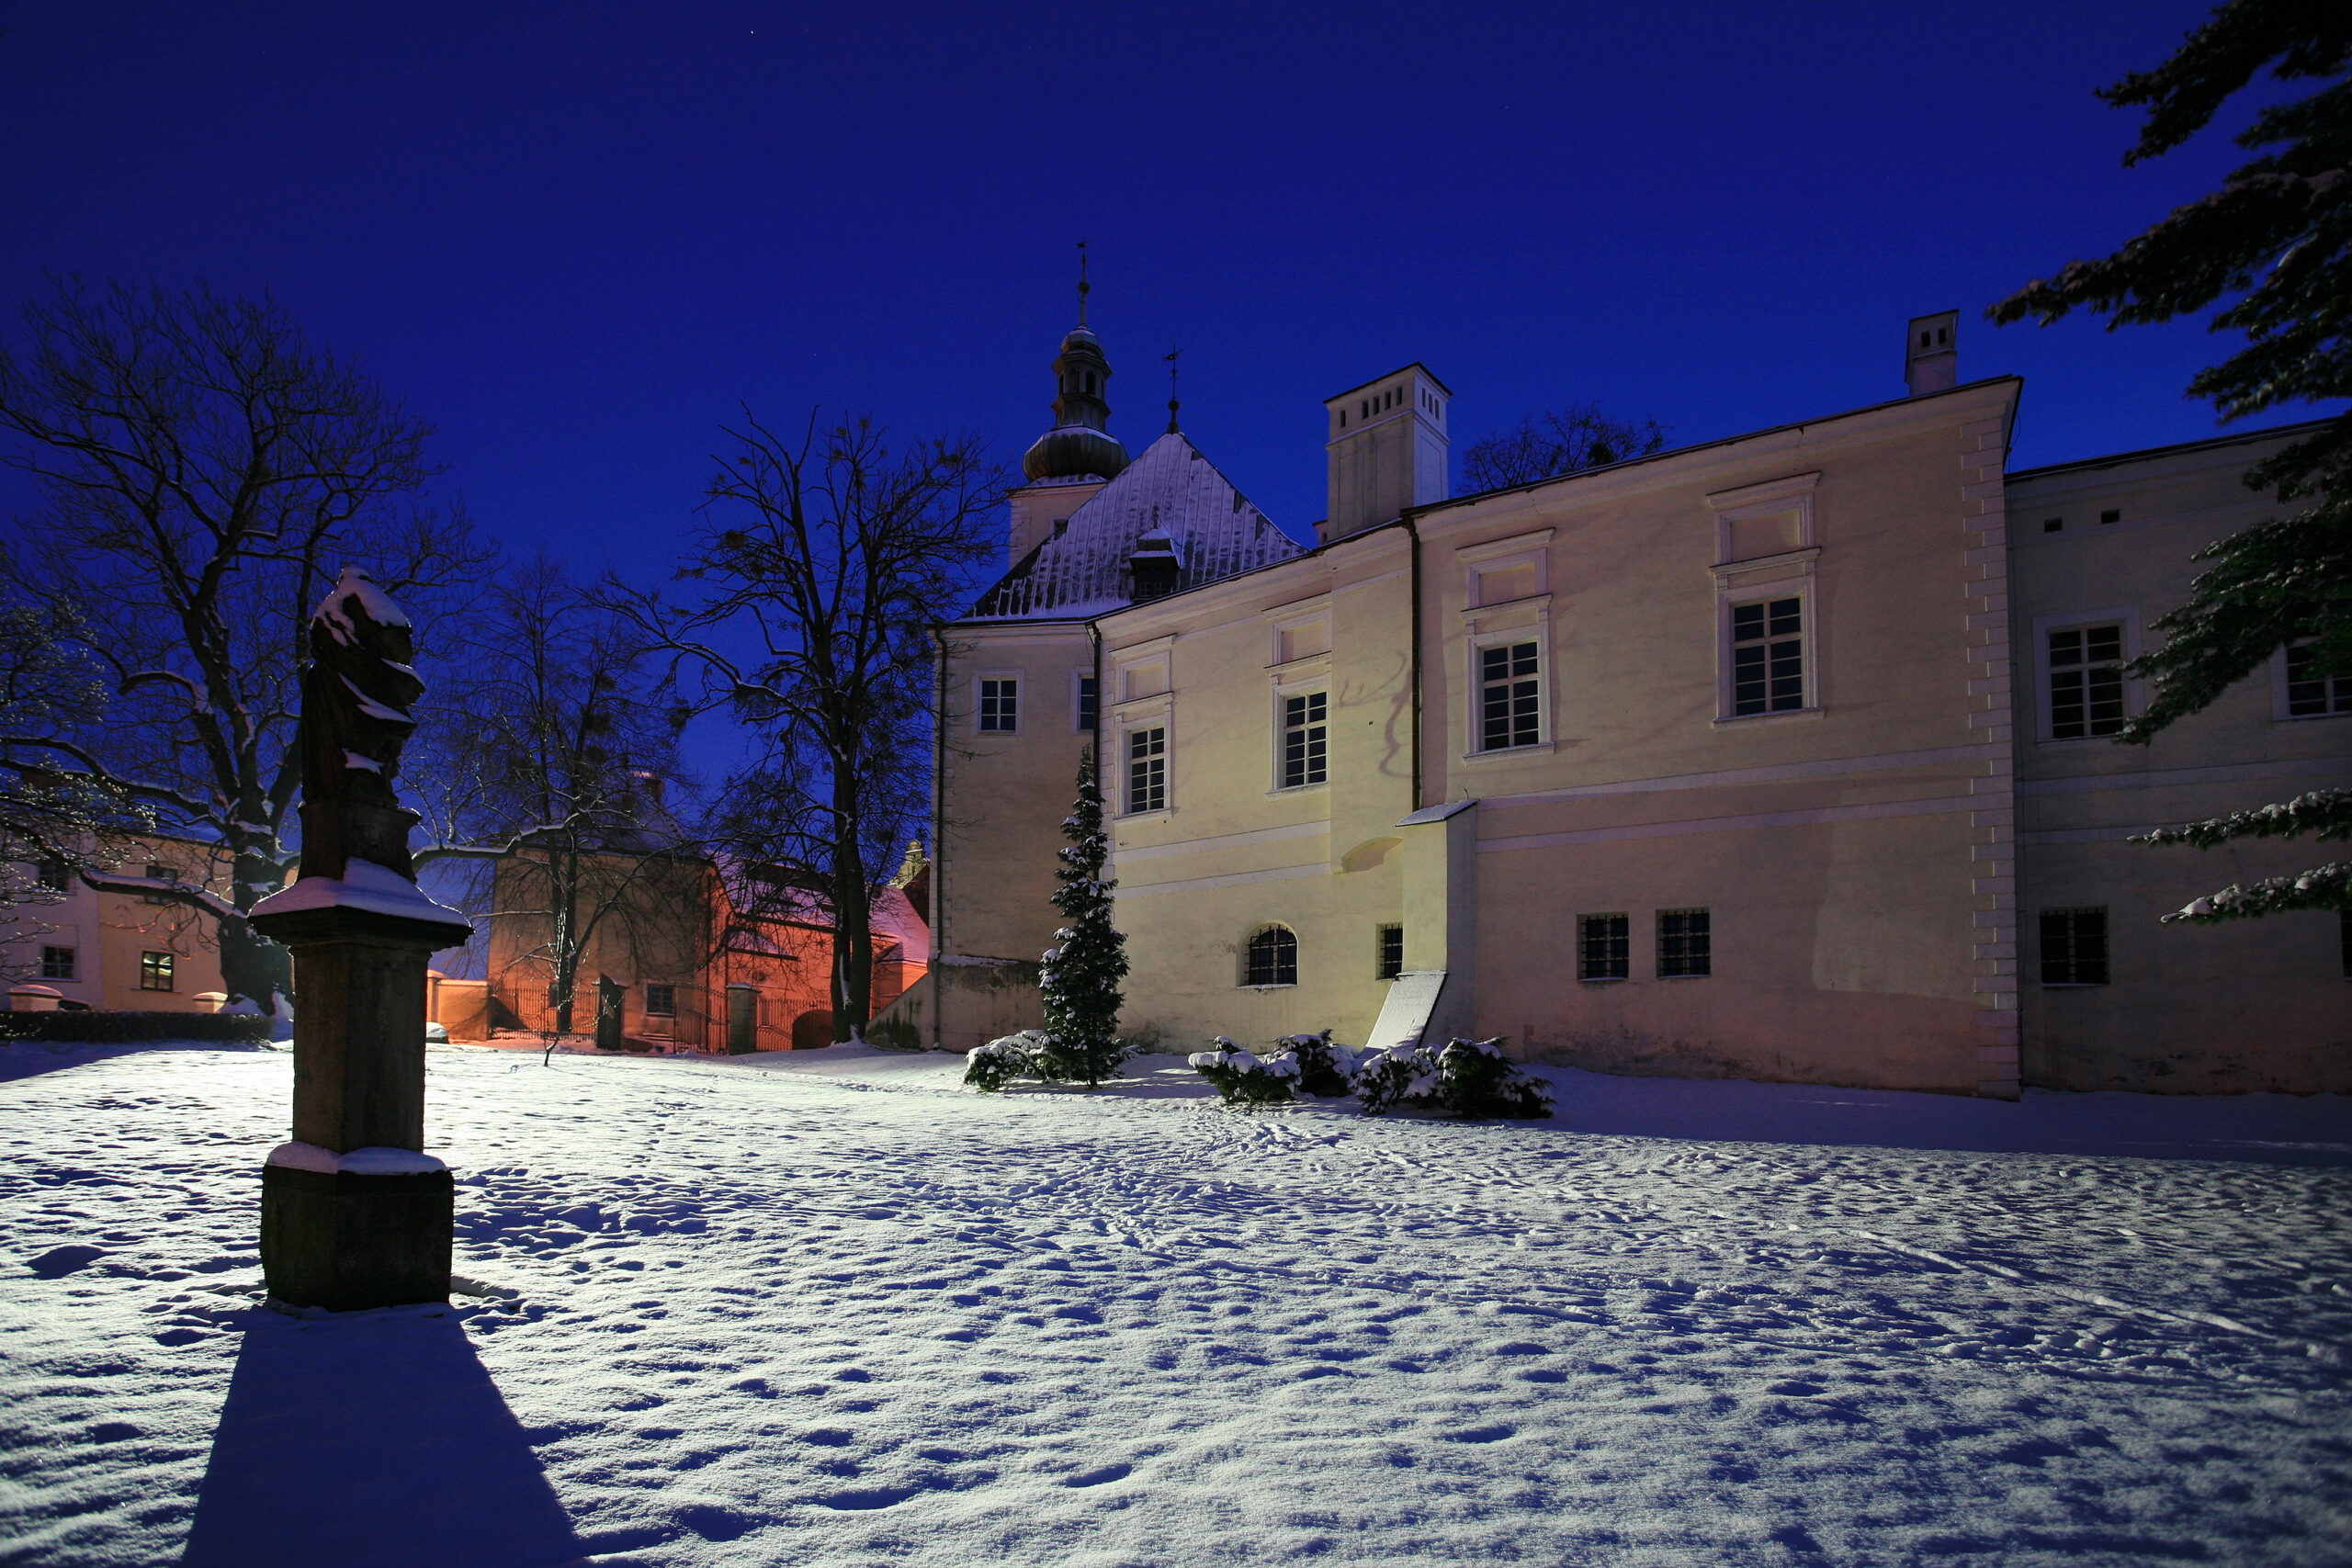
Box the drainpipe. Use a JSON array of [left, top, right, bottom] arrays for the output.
[[930, 622, 947, 1048], [1403, 515, 1423, 814], [1088, 621, 1104, 772]]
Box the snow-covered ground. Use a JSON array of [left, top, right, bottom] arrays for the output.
[[3, 1039, 2347, 1567]]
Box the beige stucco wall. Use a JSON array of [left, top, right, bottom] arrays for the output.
[[4, 832, 229, 1010], [2007, 426, 2351, 1090]]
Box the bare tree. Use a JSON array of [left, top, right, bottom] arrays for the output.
[[608, 411, 1006, 1041], [408, 554, 693, 1032], [0, 277, 490, 1009], [1459, 403, 1668, 493]]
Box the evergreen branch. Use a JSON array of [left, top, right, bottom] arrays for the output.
[[2132, 787, 2352, 848], [2162, 860, 2352, 921]]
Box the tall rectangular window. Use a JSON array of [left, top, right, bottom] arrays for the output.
[[40, 946, 74, 980], [1376, 923, 1403, 980], [34, 857, 69, 892], [1126, 726, 1166, 814], [1479, 641, 1540, 750], [1732, 597, 1804, 715], [1657, 908, 1711, 977], [1074, 674, 1097, 732], [643, 983, 676, 1018], [2048, 625, 2125, 739], [2040, 908, 2109, 986], [978, 678, 1018, 733], [1578, 913, 1629, 981], [2286, 642, 2351, 717], [139, 950, 175, 991], [142, 863, 177, 905], [1282, 691, 1328, 787]]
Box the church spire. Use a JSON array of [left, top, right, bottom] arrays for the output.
[[1020, 246, 1130, 484], [1164, 344, 1181, 434]]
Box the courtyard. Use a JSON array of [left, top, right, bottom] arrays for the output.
[[2, 1039, 2347, 1566]]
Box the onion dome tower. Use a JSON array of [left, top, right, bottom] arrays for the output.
[[1022, 247, 1130, 484]]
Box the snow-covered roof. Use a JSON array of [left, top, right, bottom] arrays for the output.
[[967, 432, 1301, 620]]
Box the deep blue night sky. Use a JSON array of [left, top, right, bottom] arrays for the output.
[[1, 2, 2336, 568]]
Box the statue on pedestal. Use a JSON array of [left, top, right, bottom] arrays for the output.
[[250, 567, 472, 1312]]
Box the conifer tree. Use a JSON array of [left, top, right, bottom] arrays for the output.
[[1035, 748, 1127, 1086], [1993, 1, 2350, 923]]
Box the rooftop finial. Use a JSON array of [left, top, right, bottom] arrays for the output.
[[1164, 343, 1181, 434], [1076, 239, 1090, 326]]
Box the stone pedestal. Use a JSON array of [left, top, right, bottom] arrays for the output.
[[250, 902, 470, 1311]]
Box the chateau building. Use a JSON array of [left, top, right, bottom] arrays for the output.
[[876, 303, 2349, 1095]]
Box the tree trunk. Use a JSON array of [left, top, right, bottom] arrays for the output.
[[217, 914, 291, 1014], [830, 767, 872, 1041]]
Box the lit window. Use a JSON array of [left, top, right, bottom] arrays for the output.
[[1376, 924, 1403, 981], [2049, 625, 2125, 739], [1282, 692, 1328, 787], [1578, 914, 1628, 981], [139, 951, 175, 992], [1074, 674, 1097, 732], [1126, 726, 1167, 814], [1732, 597, 1804, 715], [40, 946, 74, 980], [1244, 925, 1297, 987], [2286, 642, 2351, 717], [1657, 909, 1711, 977], [978, 678, 1018, 734], [1478, 640, 1540, 750], [644, 983, 676, 1018], [2040, 908, 2109, 986]]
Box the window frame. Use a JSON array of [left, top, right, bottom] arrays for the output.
[[2031, 606, 2142, 745], [1577, 912, 1630, 982], [1241, 924, 1299, 988], [1376, 923, 1404, 981], [138, 950, 175, 992], [1657, 908, 1711, 978], [643, 982, 677, 1019], [1715, 577, 1818, 724], [2038, 907, 2110, 987], [141, 862, 178, 905], [974, 671, 1022, 737], [1121, 721, 1170, 818], [1469, 629, 1547, 755], [2273, 639, 2352, 722], [40, 945, 75, 981], [1275, 686, 1329, 791], [1071, 669, 1098, 735]]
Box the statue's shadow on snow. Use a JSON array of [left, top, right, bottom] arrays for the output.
[[182, 1306, 589, 1568]]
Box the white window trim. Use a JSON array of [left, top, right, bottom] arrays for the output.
[[1116, 705, 1173, 819], [1270, 675, 1331, 795], [2030, 606, 2143, 745], [2271, 639, 2352, 723], [1465, 620, 1553, 759], [1707, 474, 1819, 565], [1264, 593, 1333, 668], [1070, 667, 1099, 735], [1714, 575, 1820, 724], [973, 669, 1023, 738]]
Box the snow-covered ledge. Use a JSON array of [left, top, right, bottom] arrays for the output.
[[266, 1141, 448, 1176], [251, 857, 468, 927]]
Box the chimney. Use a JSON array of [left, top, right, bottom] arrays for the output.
[[1127, 530, 1181, 601], [1905, 310, 1958, 397], [1320, 364, 1451, 544]]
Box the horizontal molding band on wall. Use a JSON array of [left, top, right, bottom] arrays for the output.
[[1114, 862, 1332, 899], [1482, 742, 2005, 809], [1477, 794, 1982, 853], [1113, 819, 1329, 864], [2018, 753, 2352, 797]]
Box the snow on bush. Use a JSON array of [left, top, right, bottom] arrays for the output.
[[1186, 1037, 1301, 1107], [1356, 1036, 1553, 1119], [964, 1030, 1046, 1093], [1272, 1030, 1359, 1097]]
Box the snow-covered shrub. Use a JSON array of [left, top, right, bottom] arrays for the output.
[[1354, 1036, 1553, 1119], [965, 1030, 1046, 1092], [1187, 1036, 1301, 1107], [1272, 1030, 1356, 1097], [867, 1016, 922, 1052]]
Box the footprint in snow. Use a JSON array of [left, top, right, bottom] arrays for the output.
[[1440, 1424, 1516, 1444], [1065, 1462, 1132, 1487]]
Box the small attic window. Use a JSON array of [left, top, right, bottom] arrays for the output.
[[1339, 409, 1347, 428]]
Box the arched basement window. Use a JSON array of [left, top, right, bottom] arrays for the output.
[[1244, 925, 1298, 987]]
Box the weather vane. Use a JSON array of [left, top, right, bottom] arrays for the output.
[[1076, 239, 1090, 326], [1165, 343, 1181, 434]]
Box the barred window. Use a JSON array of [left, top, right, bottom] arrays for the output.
[[1282, 691, 1328, 787], [1075, 674, 1097, 732], [1479, 640, 1540, 750], [2048, 625, 2125, 739], [1126, 726, 1166, 814], [1657, 908, 1711, 977], [1578, 913, 1629, 981], [139, 950, 175, 992], [978, 678, 1018, 733], [2040, 908, 2109, 986], [40, 945, 74, 980], [1732, 597, 1804, 715], [1244, 925, 1297, 987], [2286, 642, 2351, 718], [644, 983, 676, 1018], [1376, 923, 1403, 981]]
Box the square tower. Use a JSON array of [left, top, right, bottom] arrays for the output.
[[1320, 364, 1451, 544]]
